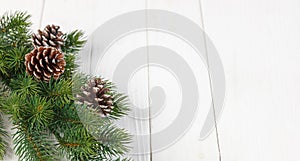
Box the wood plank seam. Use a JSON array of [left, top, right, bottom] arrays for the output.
[[197, 0, 222, 160]]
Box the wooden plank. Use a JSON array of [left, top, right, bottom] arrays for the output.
[[147, 0, 221, 160], [0, 0, 44, 31], [42, 0, 151, 160], [201, 0, 300, 160]]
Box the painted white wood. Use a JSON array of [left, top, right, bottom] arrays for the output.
[[146, 0, 220, 161], [201, 0, 300, 161], [0, 0, 43, 31], [2, 0, 221, 160], [2, 0, 300, 161]]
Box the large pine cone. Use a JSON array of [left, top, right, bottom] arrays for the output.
[[25, 47, 66, 81], [32, 24, 64, 49], [76, 78, 114, 117]]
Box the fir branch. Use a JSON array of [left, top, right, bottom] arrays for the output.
[[0, 11, 32, 81], [0, 53, 8, 77], [71, 73, 90, 96], [13, 126, 58, 161], [24, 96, 54, 131], [100, 158, 133, 161], [0, 114, 8, 160], [50, 104, 98, 161], [61, 30, 86, 79], [61, 30, 86, 54], [0, 11, 132, 160], [91, 124, 132, 158], [113, 158, 133, 161], [57, 128, 98, 161], [0, 80, 9, 98], [1, 92, 24, 124], [9, 74, 40, 97], [0, 82, 9, 160], [102, 80, 130, 120], [5, 93, 57, 161], [51, 104, 131, 160], [39, 78, 74, 107], [0, 11, 32, 49], [2, 91, 56, 160], [5, 46, 30, 75], [62, 52, 78, 79], [74, 105, 131, 159], [110, 92, 130, 120]]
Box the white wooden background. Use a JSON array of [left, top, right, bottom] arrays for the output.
[[1, 0, 300, 161]]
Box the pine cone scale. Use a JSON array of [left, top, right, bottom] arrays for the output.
[[31, 55, 37, 65], [25, 62, 33, 74], [32, 24, 64, 48], [33, 71, 41, 79], [25, 47, 65, 81], [35, 64, 42, 73], [76, 78, 114, 116]]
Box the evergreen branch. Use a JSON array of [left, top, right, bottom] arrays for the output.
[[0, 12, 31, 33], [114, 158, 132, 161], [50, 104, 99, 161], [62, 52, 78, 79], [91, 124, 132, 158], [75, 105, 131, 159], [50, 104, 131, 160], [39, 78, 74, 107], [13, 126, 58, 161], [0, 92, 24, 124], [4, 92, 57, 161], [71, 73, 90, 96], [0, 82, 9, 160], [61, 30, 86, 79], [101, 158, 132, 161], [0, 114, 8, 160], [0, 11, 132, 160], [24, 96, 54, 131], [5, 46, 30, 75], [2, 91, 57, 160], [0, 53, 8, 77], [61, 30, 86, 54], [56, 128, 98, 161], [102, 80, 130, 120], [9, 74, 40, 97], [110, 92, 130, 120], [0, 80, 9, 98], [0, 11, 32, 81], [0, 11, 32, 49]]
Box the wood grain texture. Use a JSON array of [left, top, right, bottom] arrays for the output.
[[147, 0, 220, 161], [1, 0, 300, 161], [0, 0, 43, 31], [201, 0, 300, 160]]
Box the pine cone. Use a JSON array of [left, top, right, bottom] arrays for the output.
[[32, 24, 64, 49], [76, 78, 114, 117], [25, 47, 66, 82]]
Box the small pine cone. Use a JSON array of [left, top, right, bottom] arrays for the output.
[[76, 78, 114, 117], [25, 47, 66, 82], [32, 24, 64, 49]]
